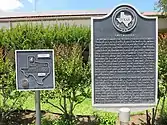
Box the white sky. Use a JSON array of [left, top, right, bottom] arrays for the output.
[[0, 0, 32, 11]]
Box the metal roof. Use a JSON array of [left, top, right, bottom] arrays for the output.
[[0, 10, 162, 19]]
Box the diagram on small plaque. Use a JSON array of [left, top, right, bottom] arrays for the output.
[[20, 56, 50, 85]]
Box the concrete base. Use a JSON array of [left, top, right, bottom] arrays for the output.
[[119, 108, 130, 125]]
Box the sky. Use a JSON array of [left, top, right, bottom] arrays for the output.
[[0, 0, 158, 12]]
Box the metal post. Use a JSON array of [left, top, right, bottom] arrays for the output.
[[35, 90, 41, 125], [119, 108, 130, 125]]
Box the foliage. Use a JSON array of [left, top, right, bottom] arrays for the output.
[[156, 98, 167, 125], [41, 117, 57, 125], [93, 111, 117, 125], [157, 34, 167, 124], [31, 115, 76, 125], [41, 44, 91, 124], [0, 24, 90, 124], [54, 115, 77, 125], [0, 58, 28, 124], [157, 115, 167, 125], [0, 23, 91, 124], [155, 0, 167, 12], [158, 35, 167, 99], [0, 24, 90, 51]]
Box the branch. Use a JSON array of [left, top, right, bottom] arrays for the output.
[[73, 96, 86, 111], [47, 100, 65, 113], [59, 96, 64, 111], [74, 98, 86, 109], [69, 97, 74, 116], [4, 92, 22, 118], [63, 96, 67, 114]]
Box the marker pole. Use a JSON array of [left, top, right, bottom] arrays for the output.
[[35, 90, 41, 125]]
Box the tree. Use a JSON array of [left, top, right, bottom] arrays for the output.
[[0, 23, 90, 124], [154, 1, 167, 123], [157, 34, 167, 118], [0, 58, 28, 124], [41, 44, 91, 124], [155, 0, 167, 12]]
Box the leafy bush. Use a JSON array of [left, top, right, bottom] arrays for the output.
[[31, 115, 75, 125], [0, 58, 28, 124], [0, 24, 90, 51], [41, 117, 57, 125], [93, 111, 117, 125], [158, 34, 167, 111], [158, 34, 167, 99], [157, 33, 167, 124], [0, 23, 91, 124], [41, 44, 91, 124]]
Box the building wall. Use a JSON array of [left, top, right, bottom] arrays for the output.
[[10, 17, 91, 27], [7, 17, 167, 32], [0, 12, 166, 31], [0, 22, 10, 28], [158, 18, 167, 30]]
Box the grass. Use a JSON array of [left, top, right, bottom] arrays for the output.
[[2, 91, 167, 125], [2, 91, 167, 124], [22, 94, 95, 115], [22, 93, 167, 116], [0, 91, 115, 116]]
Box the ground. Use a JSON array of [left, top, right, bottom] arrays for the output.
[[7, 110, 152, 125]]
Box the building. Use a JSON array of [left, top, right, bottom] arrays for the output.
[[0, 10, 166, 33]]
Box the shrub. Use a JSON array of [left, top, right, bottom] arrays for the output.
[[0, 23, 91, 124], [41, 44, 91, 124], [0, 58, 28, 124], [0, 24, 90, 51], [93, 111, 117, 125]]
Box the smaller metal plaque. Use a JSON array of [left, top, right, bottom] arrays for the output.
[[15, 50, 55, 91]]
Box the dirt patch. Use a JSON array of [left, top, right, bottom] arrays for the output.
[[2, 110, 158, 125], [130, 114, 147, 125]]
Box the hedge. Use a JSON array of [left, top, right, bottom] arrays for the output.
[[0, 24, 90, 51]]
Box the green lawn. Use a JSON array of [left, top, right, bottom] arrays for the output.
[[23, 94, 96, 115], [2, 92, 167, 125], [2, 91, 166, 119], [22, 93, 167, 116]]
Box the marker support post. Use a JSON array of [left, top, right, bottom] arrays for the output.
[[35, 90, 41, 125], [119, 108, 130, 125]]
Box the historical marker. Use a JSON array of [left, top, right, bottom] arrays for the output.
[[91, 4, 158, 108], [15, 50, 55, 90]]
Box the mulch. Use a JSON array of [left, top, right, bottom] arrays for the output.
[[2, 110, 98, 125], [1, 110, 161, 125]]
